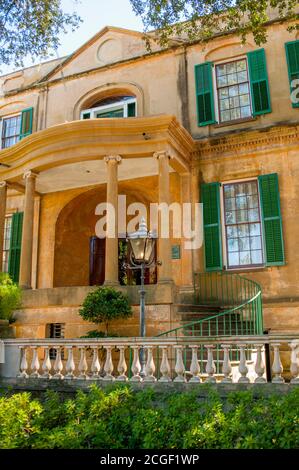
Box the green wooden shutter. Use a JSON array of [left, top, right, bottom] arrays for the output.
[[195, 63, 216, 126], [201, 182, 223, 271], [127, 102, 136, 117], [247, 49, 271, 115], [285, 40, 299, 108], [20, 107, 33, 139], [8, 212, 23, 283], [258, 174, 285, 266]]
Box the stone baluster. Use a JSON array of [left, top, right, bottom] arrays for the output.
[[41, 346, 52, 379], [254, 344, 266, 383], [91, 347, 101, 380], [221, 344, 232, 383], [18, 346, 29, 378], [65, 346, 76, 380], [189, 346, 201, 383], [78, 347, 88, 380], [30, 347, 40, 378], [131, 346, 142, 382], [53, 346, 64, 379], [144, 346, 157, 382], [289, 342, 299, 384], [271, 343, 284, 383], [237, 344, 249, 383], [159, 346, 171, 382], [174, 346, 186, 382], [205, 345, 216, 383], [116, 346, 128, 381], [103, 346, 114, 381]]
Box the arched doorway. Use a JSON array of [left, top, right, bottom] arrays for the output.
[[53, 181, 158, 288]]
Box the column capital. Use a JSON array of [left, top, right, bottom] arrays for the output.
[[153, 150, 172, 160], [23, 170, 38, 180], [104, 155, 122, 164], [0, 181, 7, 188]]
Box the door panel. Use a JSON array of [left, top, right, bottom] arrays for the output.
[[89, 237, 105, 286]]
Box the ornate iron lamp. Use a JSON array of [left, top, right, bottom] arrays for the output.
[[126, 217, 160, 373]]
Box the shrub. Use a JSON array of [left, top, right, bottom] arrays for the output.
[[79, 287, 132, 336], [0, 273, 21, 322], [0, 386, 298, 449]]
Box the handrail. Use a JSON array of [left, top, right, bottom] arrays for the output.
[[158, 272, 263, 338]]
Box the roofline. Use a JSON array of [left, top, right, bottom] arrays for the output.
[[0, 55, 68, 80], [38, 25, 144, 83]]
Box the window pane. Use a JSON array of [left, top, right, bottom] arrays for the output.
[[228, 238, 239, 252], [249, 223, 261, 236], [225, 210, 236, 224], [251, 250, 263, 264], [2, 115, 21, 149], [228, 252, 239, 266], [221, 110, 231, 122], [240, 251, 251, 265]]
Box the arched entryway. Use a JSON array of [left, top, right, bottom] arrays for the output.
[[53, 179, 158, 288]]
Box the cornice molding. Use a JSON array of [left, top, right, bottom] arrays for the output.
[[195, 124, 299, 161]]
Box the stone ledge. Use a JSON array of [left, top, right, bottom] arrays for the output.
[[0, 378, 297, 398]]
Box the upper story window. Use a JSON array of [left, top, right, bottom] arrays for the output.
[[81, 96, 136, 120], [216, 59, 252, 123], [2, 114, 21, 148], [0, 107, 34, 150], [195, 49, 271, 127]]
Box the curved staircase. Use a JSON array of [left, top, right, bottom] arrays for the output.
[[158, 272, 263, 338], [155, 272, 263, 377]]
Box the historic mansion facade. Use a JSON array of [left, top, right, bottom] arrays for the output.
[[0, 18, 298, 340]]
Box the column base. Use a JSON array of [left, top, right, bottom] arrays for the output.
[[20, 285, 32, 290]]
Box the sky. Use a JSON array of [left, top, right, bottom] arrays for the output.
[[3, 0, 144, 75]]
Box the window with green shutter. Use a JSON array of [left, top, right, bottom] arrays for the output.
[[201, 182, 223, 271], [8, 212, 23, 283], [258, 174, 285, 266], [20, 107, 34, 140], [285, 40, 299, 108], [195, 63, 216, 126], [247, 49, 271, 115]]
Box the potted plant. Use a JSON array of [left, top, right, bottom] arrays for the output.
[[79, 286, 133, 337]]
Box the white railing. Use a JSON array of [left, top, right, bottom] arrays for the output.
[[1, 336, 299, 384]]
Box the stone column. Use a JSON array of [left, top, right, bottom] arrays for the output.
[[154, 151, 173, 283], [19, 171, 37, 289], [0, 182, 7, 268], [104, 156, 121, 286]]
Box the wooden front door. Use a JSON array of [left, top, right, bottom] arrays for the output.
[[89, 237, 105, 286]]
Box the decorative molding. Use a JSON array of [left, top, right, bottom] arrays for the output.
[[0, 181, 7, 188], [104, 155, 122, 164], [23, 170, 38, 180], [153, 150, 172, 160], [195, 124, 299, 161]]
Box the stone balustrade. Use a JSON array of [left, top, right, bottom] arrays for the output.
[[1, 336, 299, 384]]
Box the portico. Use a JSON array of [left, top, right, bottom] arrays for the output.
[[0, 115, 195, 294]]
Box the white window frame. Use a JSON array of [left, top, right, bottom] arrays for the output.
[[0, 112, 22, 149], [220, 177, 265, 271], [80, 97, 137, 119], [212, 56, 253, 125]]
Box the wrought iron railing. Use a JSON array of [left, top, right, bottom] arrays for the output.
[[158, 272, 263, 339]]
